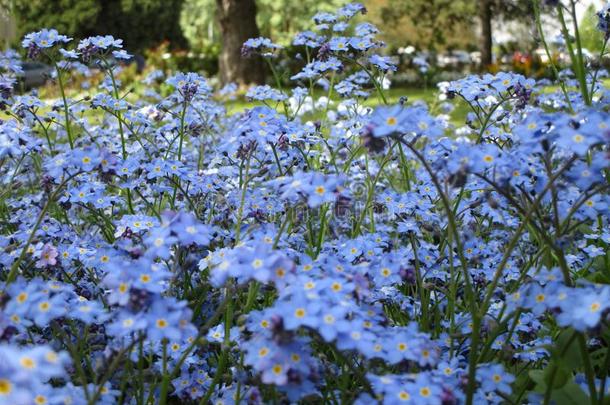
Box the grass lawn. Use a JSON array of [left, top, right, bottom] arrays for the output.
[[2, 85, 470, 126], [223, 78, 610, 126], [224, 86, 472, 126], [6, 78, 608, 127]]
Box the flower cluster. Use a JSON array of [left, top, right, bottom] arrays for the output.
[[241, 37, 283, 58], [21, 28, 71, 59], [0, 345, 71, 405], [1, 2, 609, 405]]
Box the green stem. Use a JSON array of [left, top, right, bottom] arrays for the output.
[[200, 289, 234, 404], [532, 0, 574, 112], [569, 0, 590, 104], [54, 63, 74, 148], [234, 151, 253, 245], [394, 136, 479, 404], [157, 293, 230, 404], [87, 338, 142, 405], [476, 96, 509, 144], [589, 39, 608, 98], [105, 62, 134, 213], [352, 142, 396, 237], [577, 334, 598, 405], [158, 341, 169, 403], [557, 3, 590, 105], [3, 173, 78, 287]]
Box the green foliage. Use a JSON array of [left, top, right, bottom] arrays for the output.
[[579, 4, 605, 54], [180, 0, 346, 51], [13, 0, 185, 51], [375, 0, 534, 51], [376, 0, 476, 50], [96, 0, 186, 51], [13, 0, 101, 38], [256, 0, 346, 45], [180, 0, 217, 50]]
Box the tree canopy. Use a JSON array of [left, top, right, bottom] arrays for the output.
[[579, 4, 606, 53], [180, 0, 346, 50], [13, 0, 186, 51]]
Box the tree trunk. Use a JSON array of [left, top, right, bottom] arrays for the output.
[[216, 0, 265, 86], [479, 0, 493, 70]]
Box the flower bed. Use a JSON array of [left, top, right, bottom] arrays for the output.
[[0, 2, 609, 404]]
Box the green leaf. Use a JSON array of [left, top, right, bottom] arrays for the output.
[[545, 364, 570, 389], [550, 329, 583, 371], [529, 370, 547, 392], [550, 381, 590, 405]]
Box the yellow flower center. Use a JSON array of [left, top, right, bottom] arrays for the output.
[[20, 357, 35, 369], [398, 391, 411, 401], [45, 351, 58, 363], [0, 379, 12, 395], [572, 134, 584, 143]]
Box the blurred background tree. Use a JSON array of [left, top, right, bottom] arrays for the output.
[[180, 0, 344, 85], [13, 0, 186, 52], [180, 0, 344, 49], [370, 0, 477, 52], [215, 0, 264, 85], [5, 0, 597, 85], [374, 0, 535, 68], [181, 0, 217, 50], [0, 0, 17, 48], [255, 0, 344, 45], [579, 3, 606, 53], [13, 0, 101, 40]]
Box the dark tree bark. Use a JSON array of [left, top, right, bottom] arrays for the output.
[[216, 0, 265, 86], [479, 0, 493, 70]]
